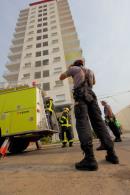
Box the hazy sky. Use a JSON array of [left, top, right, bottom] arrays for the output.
[[0, 0, 130, 113]]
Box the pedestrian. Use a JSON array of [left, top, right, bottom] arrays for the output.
[[59, 107, 73, 147], [59, 59, 119, 171], [45, 97, 54, 129]]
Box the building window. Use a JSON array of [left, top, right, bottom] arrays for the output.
[[50, 20, 56, 24], [25, 53, 32, 58], [27, 37, 33, 42], [51, 32, 57, 36], [24, 63, 31, 68], [43, 8, 47, 11], [36, 51, 41, 57], [52, 47, 59, 52], [52, 39, 58, 44], [43, 28, 48, 32], [34, 71, 41, 79], [43, 22, 47, 26], [43, 17, 47, 21], [43, 70, 49, 77], [50, 15, 55, 19], [43, 13, 47, 16], [51, 26, 57, 30], [39, 6, 42, 9], [38, 18, 42, 22], [56, 94, 65, 102], [26, 45, 33, 49], [54, 67, 62, 74], [39, 10, 42, 13], [36, 43, 41, 48], [30, 15, 35, 19], [43, 34, 48, 39], [38, 14, 42, 17], [30, 20, 35, 23], [55, 80, 63, 86], [44, 5, 47, 8], [50, 11, 55, 14], [53, 57, 61, 62], [43, 83, 50, 91], [37, 23, 42, 27], [43, 59, 49, 66], [43, 50, 49, 55], [43, 42, 48, 47], [35, 61, 41, 67], [31, 11, 35, 15], [23, 73, 30, 79], [37, 29, 42, 33], [28, 31, 34, 35], [28, 25, 34, 29], [37, 36, 42, 40]]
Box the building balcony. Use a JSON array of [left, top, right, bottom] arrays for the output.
[[63, 40, 80, 50], [64, 48, 82, 54], [60, 16, 72, 23], [15, 26, 26, 33], [19, 9, 29, 17], [61, 26, 75, 34], [5, 60, 21, 71], [13, 31, 25, 39], [16, 21, 27, 28], [60, 21, 74, 30], [18, 16, 28, 22], [3, 70, 19, 81], [12, 37, 24, 45], [62, 34, 78, 44], [8, 51, 22, 61], [58, 10, 71, 17], [10, 44, 23, 53]]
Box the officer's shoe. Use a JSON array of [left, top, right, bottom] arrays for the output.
[[61, 144, 67, 148], [69, 142, 73, 147], [114, 137, 122, 142], [75, 157, 98, 171], [105, 151, 119, 164], [96, 145, 105, 151]]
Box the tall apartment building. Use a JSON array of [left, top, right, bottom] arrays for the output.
[[3, 0, 83, 136]]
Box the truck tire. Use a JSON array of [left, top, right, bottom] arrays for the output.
[[9, 139, 29, 154]]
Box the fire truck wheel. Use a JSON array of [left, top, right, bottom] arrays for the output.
[[8, 139, 29, 154]]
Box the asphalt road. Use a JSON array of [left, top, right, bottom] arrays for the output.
[[0, 137, 130, 195]]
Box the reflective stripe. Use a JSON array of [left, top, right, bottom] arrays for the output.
[[61, 124, 71, 127], [61, 113, 71, 127], [63, 132, 67, 142], [62, 116, 66, 120], [46, 100, 53, 112], [69, 139, 73, 143]]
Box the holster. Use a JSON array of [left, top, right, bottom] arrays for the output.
[[73, 85, 94, 103]]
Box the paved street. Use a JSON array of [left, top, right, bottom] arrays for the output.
[[0, 136, 130, 195]]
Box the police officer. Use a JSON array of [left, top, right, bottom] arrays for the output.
[[45, 97, 54, 129], [101, 101, 122, 142], [59, 59, 119, 171], [59, 107, 73, 147]]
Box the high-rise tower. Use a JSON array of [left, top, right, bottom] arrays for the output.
[[3, 0, 83, 136]]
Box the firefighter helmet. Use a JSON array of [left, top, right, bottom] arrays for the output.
[[64, 107, 69, 112], [49, 97, 53, 101]]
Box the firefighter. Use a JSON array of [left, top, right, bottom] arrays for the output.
[[96, 101, 122, 150], [101, 101, 122, 142], [59, 107, 73, 147], [59, 59, 119, 171], [45, 97, 54, 129]]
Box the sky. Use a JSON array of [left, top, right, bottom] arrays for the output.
[[0, 0, 130, 113]]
